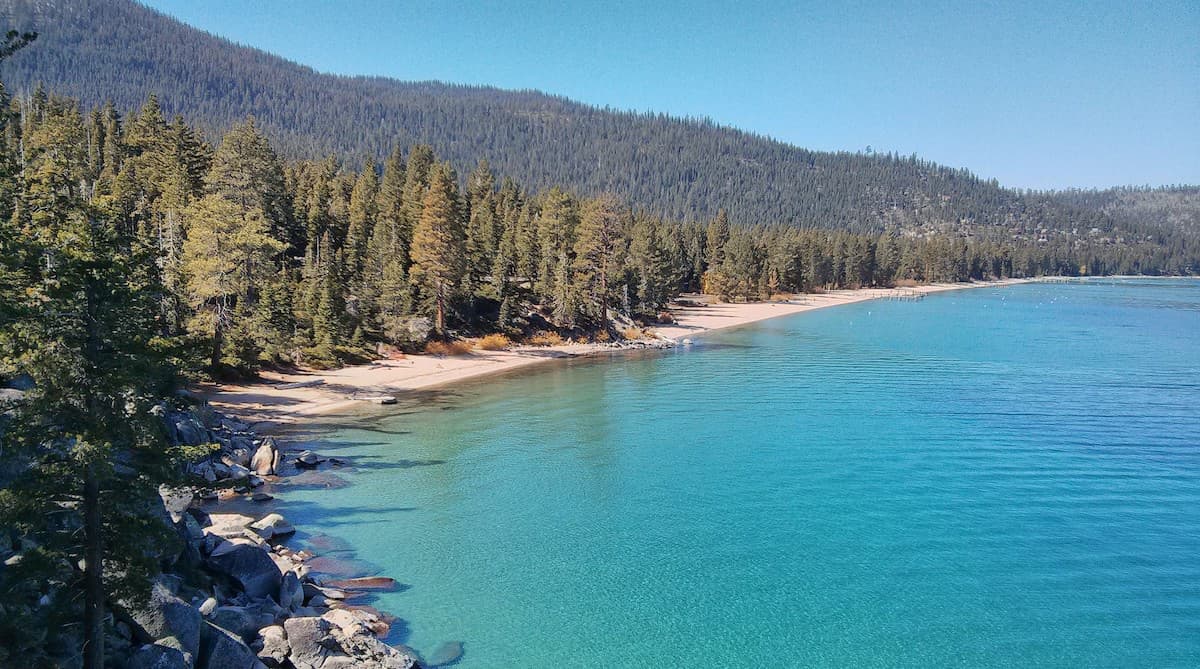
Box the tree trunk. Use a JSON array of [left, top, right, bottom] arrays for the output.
[[81, 237, 106, 669], [211, 318, 224, 369], [599, 264, 608, 326], [435, 281, 446, 339], [82, 467, 104, 669]]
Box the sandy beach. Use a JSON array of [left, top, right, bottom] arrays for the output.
[[201, 279, 1031, 428]]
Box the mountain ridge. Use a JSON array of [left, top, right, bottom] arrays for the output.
[[0, 0, 1195, 236]]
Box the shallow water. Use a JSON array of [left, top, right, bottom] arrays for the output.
[[278, 279, 1200, 667]]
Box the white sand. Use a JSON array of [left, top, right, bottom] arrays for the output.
[[201, 278, 1031, 428]]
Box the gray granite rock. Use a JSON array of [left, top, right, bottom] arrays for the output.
[[197, 622, 265, 669], [250, 513, 294, 539], [279, 571, 303, 611], [206, 542, 283, 601], [209, 606, 274, 643], [250, 439, 280, 476], [255, 624, 290, 667], [127, 638, 190, 669], [123, 579, 201, 661]]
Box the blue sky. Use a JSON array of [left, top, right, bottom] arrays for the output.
[[142, 0, 1199, 190]]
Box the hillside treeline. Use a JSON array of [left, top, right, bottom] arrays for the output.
[[1, 88, 1195, 375]]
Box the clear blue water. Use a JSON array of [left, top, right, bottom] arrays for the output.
[[277, 279, 1200, 668]]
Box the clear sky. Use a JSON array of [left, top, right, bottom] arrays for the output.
[[141, 0, 1199, 190]]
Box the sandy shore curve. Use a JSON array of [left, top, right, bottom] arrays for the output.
[[201, 279, 1031, 428]]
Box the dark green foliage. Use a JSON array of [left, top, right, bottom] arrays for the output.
[[2, 0, 1196, 245], [0, 97, 188, 667]]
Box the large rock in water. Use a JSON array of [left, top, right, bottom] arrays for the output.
[[206, 542, 283, 601], [122, 579, 201, 663], [197, 622, 266, 669], [250, 513, 295, 539], [250, 438, 280, 476]]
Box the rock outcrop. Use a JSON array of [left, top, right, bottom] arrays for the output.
[[107, 404, 425, 669]]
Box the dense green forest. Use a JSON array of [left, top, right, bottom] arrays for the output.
[[0, 83, 1195, 378], [2, 0, 1197, 242]]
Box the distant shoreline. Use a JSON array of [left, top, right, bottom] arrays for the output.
[[200, 278, 1035, 430]]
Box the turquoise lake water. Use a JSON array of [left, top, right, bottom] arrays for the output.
[[277, 279, 1200, 667]]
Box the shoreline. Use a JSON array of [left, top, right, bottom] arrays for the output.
[[181, 274, 1183, 667], [201, 278, 1034, 430]]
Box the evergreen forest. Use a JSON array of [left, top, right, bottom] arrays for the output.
[[1, 0, 1196, 238]]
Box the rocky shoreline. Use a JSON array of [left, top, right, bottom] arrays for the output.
[[121, 403, 433, 669], [135, 337, 683, 668]]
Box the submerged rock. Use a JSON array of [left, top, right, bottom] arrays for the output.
[[324, 576, 399, 592], [426, 640, 465, 667], [294, 450, 326, 468]]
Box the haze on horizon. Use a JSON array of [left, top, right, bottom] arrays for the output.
[[140, 0, 1199, 192]]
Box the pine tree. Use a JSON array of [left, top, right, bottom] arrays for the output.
[[399, 144, 434, 270], [345, 158, 379, 285], [574, 193, 626, 326], [720, 232, 765, 301], [1, 200, 185, 669], [312, 239, 347, 347], [375, 144, 407, 263], [465, 159, 499, 299], [205, 117, 294, 254], [181, 194, 286, 369], [490, 184, 524, 331], [875, 231, 900, 286], [627, 216, 675, 316], [410, 164, 466, 338], [534, 187, 578, 310], [705, 209, 730, 268]]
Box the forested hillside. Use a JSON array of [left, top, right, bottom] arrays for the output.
[[3, 0, 1194, 241], [3, 84, 1196, 379]]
